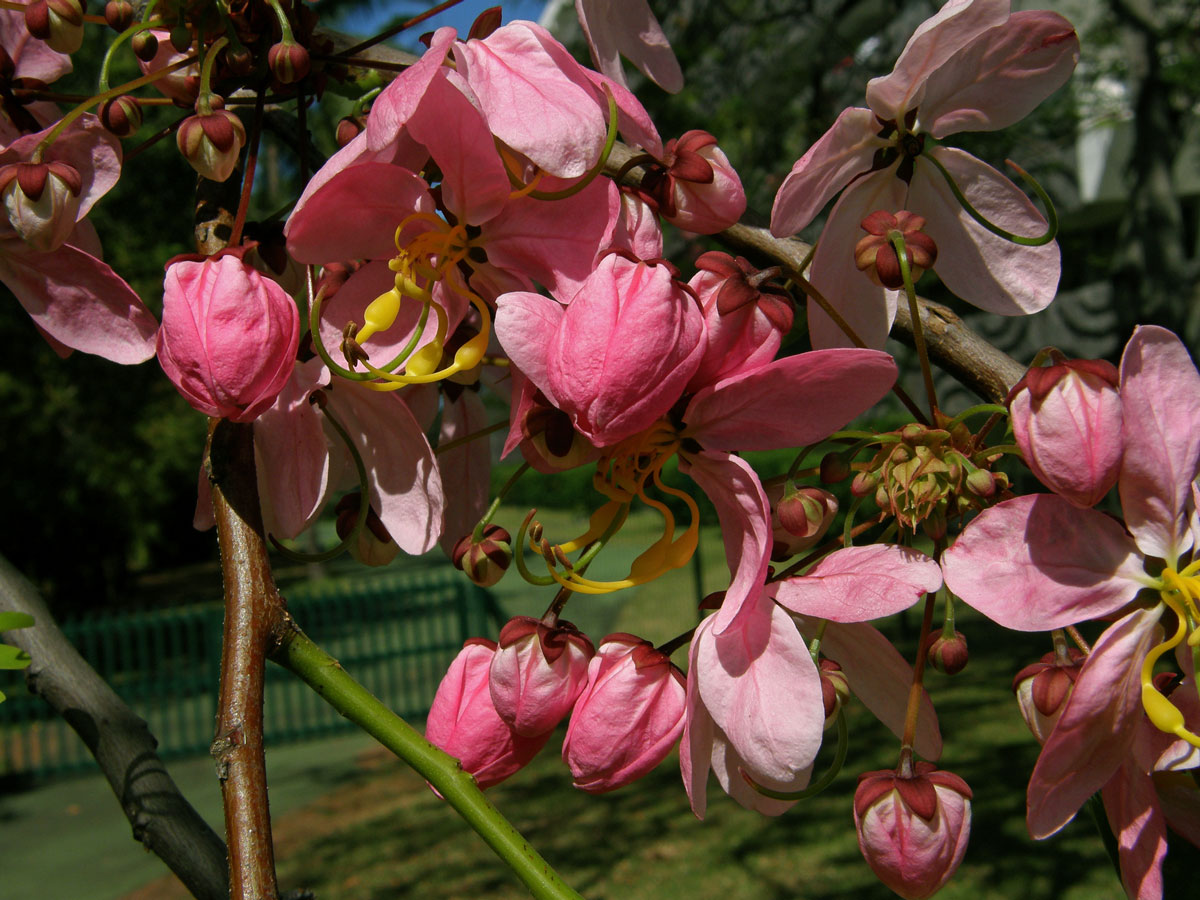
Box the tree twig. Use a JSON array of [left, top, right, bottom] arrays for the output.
[[0, 554, 230, 900], [205, 418, 287, 900]]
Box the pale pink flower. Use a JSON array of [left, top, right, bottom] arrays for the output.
[[770, 0, 1079, 348], [640, 130, 746, 234], [942, 326, 1200, 895], [1, 8, 73, 143], [0, 116, 157, 363], [489, 616, 594, 737], [574, 0, 683, 93], [562, 633, 686, 792], [157, 252, 299, 422], [425, 639, 552, 789], [1009, 356, 1123, 507]]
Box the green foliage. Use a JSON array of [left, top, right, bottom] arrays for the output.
[[0, 611, 34, 702]]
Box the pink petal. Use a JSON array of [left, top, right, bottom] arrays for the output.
[[769, 107, 880, 236], [918, 10, 1079, 138], [941, 494, 1145, 632], [408, 70, 512, 225], [366, 26, 458, 151], [910, 147, 1060, 316], [1, 115, 122, 219], [494, 291, 564, 404], [253, 359, 331, 539], [1118, 325, 1200, 565], [577, 67, 664, 159], [482, 177, 618, 298], [806, 170, 905, 349], [0, 239, 157, 364], [326, 383, 444, 554], [812, 618, 942, 761], [709, 726, 810, 816], [2, 8, 72, 84], [680, 451, 771, 635], [775, 544, 941, 622], [453, 22, 606, 178], [682, 349, 896, 451], [680, 650, 715, 819], [285, 163, 434, 264], [694, 600, 825, 784], [1028, 606, 1163, 839], [1101, 761, 1167, 900], [575, 0, 683, 93], [437, 390, 492, 555], [865, 0, 1010, 124]]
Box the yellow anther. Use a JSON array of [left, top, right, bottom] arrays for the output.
[[1142, 684, 1186, 734], [355, 287, 402, 344], [405, 341, 444, 377], [557, 501, 627, 554]]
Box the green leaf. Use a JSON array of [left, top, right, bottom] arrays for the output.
[[0, 612, 34, 631], [0, 643, 31, 670]]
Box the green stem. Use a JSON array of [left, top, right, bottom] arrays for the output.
[[744, 709, 849, 801], [471, 462, 530, 542], [923, 152, 1058, 247], [889, 231, 938, 421], [271, 625, 585, 900], [196, 37, 230, 117]]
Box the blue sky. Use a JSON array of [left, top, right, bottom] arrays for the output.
[[332, 0, 552, 43]]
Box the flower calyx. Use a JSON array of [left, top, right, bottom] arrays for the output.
[[177, 106, 247, 183], [854, 210, 937, 290], [0, 159, 83, 252], [24, 0, 85, 55], [1012, 648, 1085, 744], [693, 250, 793, 329], [452, 524, 512, 588]]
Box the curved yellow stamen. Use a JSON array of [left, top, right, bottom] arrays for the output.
[[1140, 575, 1200, 749], [556, 501, 628, 554]]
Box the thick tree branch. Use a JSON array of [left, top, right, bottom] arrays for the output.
[[0, 554, 230, 900], [604, 143, 1027, 402], [205, 418, 288, 900]]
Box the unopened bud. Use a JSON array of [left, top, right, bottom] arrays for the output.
[[131, 30, 158, 61], [225, 45, 255, 76], [452, 525, 512, 587], [268, 41, 310, 85], [851, 470, 877, 498], [176, 109, 246, 182], [924, 630, 968, 675], [169, 24, 192, 54], [964, 468, 995, 498], [100, 95, 142, 138], [1013, 649, 1084, 743], [0, 160, 83, 252], [24, 0, 85, 54], [855, 763, 972, 899], [491, 616, 594, 736], [854, 210, 937, 290], [778, 486, 838, 539], [819, 451, 850, 483], [819, 659, 850, 728], [335, 493, 399, 567], [336, 116, 364, 148], [104, 0, 133, 30]]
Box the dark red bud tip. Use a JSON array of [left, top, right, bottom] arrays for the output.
[[336, 117, 364, 148], [451, 525, 512, 588], [468, 6, 503, 40], [100, 95, 142, 138]]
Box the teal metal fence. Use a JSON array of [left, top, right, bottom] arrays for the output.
[[0, 569, 502, 779]]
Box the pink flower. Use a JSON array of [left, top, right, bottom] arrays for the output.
[[682, 546, 944, 817], [574, 0, 683, 93], [942, 325, 1200, 894], [489, 616, 594, 736], [157, 252, 299, 422], [854, 762, 973, 900], [0, 116, 157, 363], [562, 633, 686, 792], [1009, 356, 1123, 507], [425, 639, 552, 790], [640, 131, 746, 234], [770, 0, 1078, 348]]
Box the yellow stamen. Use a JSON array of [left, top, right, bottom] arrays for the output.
[[1140, 577, 1200, 749]]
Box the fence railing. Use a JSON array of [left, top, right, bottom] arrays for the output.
[[0, 569, 502, 779]]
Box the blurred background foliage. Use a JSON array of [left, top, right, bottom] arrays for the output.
[[1, 0, 1197, 614]]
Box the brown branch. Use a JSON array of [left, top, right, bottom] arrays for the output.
[[604, 144, 1028, 403], [205, 418, 288, 900], [0, 554, 230, 900]]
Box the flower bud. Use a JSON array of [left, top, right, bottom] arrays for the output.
[[1008, 358, 1122, 507], [268, 41, 310, 85], [854, 210, 937, 290], [764, 477, 837, 560], [451, 525, 512, 587], [335, 493, 399, 567], [819, 659, 850, 728], [104, 0, 133, 30], [820, 451, 851, 483], [562, 633, 686, 792], [1012, 649, 1084, 743], [644, 130, 746, 234], [336, 116, 364, 148], [425, 639, 552, 789], [131, 30, 159, 62], [157, 253, 300, 422], [854, 763, 972, 899], [169, 24, 192, 54], [489, 616, 594, 736], [176, 109, 246, 182], [24, 0, 85, 55], [99, 95, 142, 138], [0, 160, 82, 252], [924, 630, 969, 675]]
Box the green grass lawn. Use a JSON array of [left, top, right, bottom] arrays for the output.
[[264, 504, 1137, 900]]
